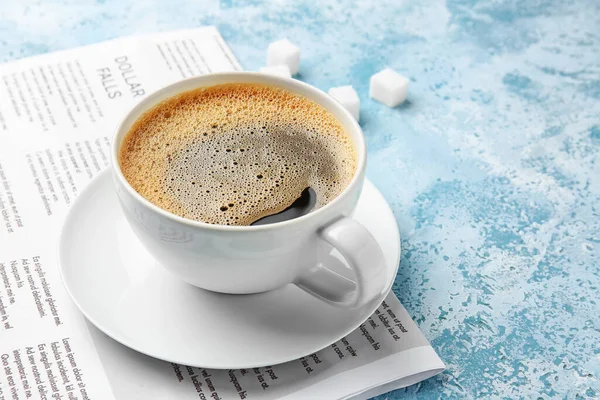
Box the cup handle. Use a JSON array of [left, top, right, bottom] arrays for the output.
[[295, 217, 387, 308]]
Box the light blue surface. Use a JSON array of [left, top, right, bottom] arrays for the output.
[[1, 0, 599, 398]]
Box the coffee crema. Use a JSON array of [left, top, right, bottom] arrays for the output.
[[119, 83, 357, 226]]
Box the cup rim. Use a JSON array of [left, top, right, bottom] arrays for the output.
[[111, 72, 366, 232]]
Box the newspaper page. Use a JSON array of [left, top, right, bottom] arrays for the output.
[[0, 27, 444, 400]]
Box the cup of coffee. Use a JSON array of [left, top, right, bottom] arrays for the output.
[[111, 73, 386, 308]]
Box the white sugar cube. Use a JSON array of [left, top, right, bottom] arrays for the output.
[[259, 65, 292, 78], [328, 86, 360, 121], [267, 39, 300, 75], [369, 68, 408, 107]]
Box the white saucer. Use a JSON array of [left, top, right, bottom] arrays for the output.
[[59, 169, 400, 369]]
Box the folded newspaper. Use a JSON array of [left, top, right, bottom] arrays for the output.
[[0, 27, 444, 400]]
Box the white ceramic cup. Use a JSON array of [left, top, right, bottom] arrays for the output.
[[111, 73, 387, 308]]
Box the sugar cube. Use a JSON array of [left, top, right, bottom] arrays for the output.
[[328, 86, 360, 121], [267, 39, 300, 75], [369, 68, 408, 107], [259, 65, 292, 78]]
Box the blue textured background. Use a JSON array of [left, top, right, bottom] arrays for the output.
[[2, 0, 599, 398]]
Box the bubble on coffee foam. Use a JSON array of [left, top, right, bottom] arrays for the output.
[[119, 83, 356, 226]]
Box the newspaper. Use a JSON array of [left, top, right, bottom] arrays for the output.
[[0, 27, 444, 400]]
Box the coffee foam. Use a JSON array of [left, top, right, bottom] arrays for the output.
[[119, 83, 357, 226]]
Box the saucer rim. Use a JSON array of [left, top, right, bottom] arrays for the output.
[[58, 168, 401, 368]]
